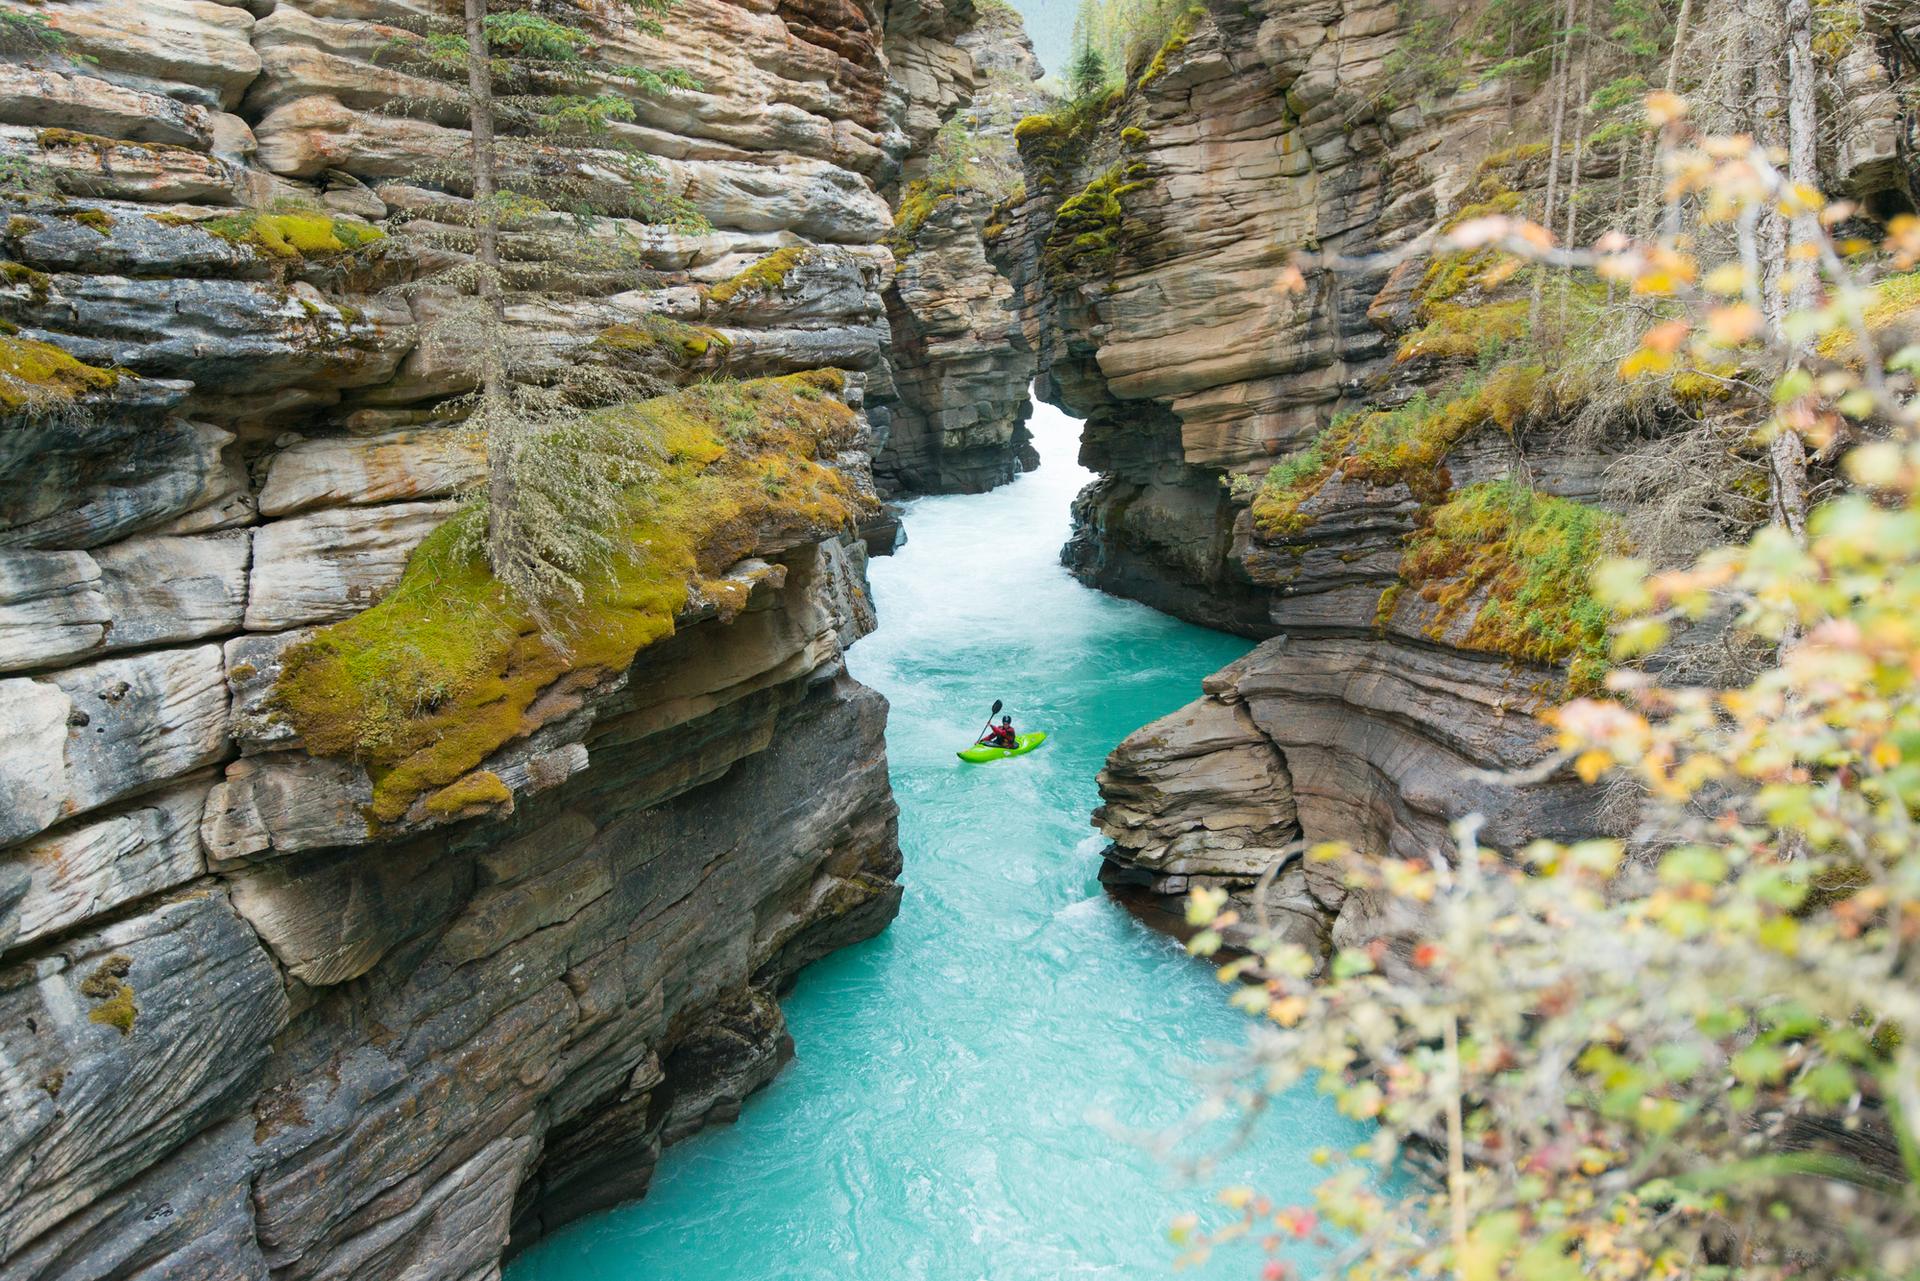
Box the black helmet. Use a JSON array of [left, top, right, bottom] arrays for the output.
[[1000, 715, 1012, 725]]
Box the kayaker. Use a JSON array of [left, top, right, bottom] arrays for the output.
[[981, 715, 1019, 749]]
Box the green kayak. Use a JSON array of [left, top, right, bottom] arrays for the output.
[[957, 731, 1048, 763]]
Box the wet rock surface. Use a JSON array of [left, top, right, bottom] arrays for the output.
[[0, 0, 1032, 1275]]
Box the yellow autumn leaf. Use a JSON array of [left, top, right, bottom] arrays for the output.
[[1575, 749, 1614, 783], [1268, 995, 1309, 1026], [1703, 262, 1748, 296]]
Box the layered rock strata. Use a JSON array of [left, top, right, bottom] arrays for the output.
[[872, 3, 1047, 495], [0, 0, 1027, 1274], [1015, 0, 1915, 946]]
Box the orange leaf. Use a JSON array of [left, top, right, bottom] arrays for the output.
[[1705, 304, 1761, 345], [1642, 319, 1691, 354], [1645, 90, 1687, 125]]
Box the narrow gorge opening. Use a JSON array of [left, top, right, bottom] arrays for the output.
[[506, 396, 1363, 1279]]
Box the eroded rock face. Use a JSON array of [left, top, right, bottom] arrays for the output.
[[0, 0, 1031, 1274], [872, 2, 1045, 495], [1016, 0, 1913, 950], [877, 185, 1039, 493]]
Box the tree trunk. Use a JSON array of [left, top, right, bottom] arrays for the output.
[[1785, 0, 1818, 319], [1755, 0, 1790, 329], [1771, 0, 1816, 539], [1637, 0, 1692, 233], [1560, 0, 1590, 323], [1529, 0, 1576, 336], [465, 0, 517, 582]]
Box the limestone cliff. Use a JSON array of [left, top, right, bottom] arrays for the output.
[[0, 0, 1025, 1275], [872, 1, 1046, 495], [1012, 0, 1917, 951]]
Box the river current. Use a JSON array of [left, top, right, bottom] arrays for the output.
[[509, 399, 1363, 1280]]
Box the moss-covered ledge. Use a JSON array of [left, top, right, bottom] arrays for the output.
[[1398, 480, 1625, 693], [0, 333, 124, 413], [270, 369, 874, 829]]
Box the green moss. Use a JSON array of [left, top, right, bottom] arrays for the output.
[[228, 662, 258, 682], [1400, 480, 1626, 692], [35, 128, 199, 159], [1012, 94, 1117, 193], [424, 769, 512, 817], [88, 986, 136, 1034], [706, 246, 811, 306], [1012, 115, 1058, 144], [200, 211, 386, 260], [80, 954, 137, 1036], [6, 215, 37, 240], [890, 173, 973, 258], [1420, 249, 1497, 305], [36, 128, 114, 150], [1397, 298, 1530, 362], [1670, 361, 1741, 407], [1816, 270, 1920, 359], [1121, 127, 1149, 148], [38, 1067, 65, 1098], [593, 315, 730, 362], [72, 209, 111, 235], [1138, 5, 1206, 88], [1041, 164, 1154, 286], [1251, 365, 1543, 536], [1445, 188, 1523, 231], [272, 370, 871, 826], [1, 259, 48, 304], [0, 334, 121, 413], [1476, 142, 1548, 183]]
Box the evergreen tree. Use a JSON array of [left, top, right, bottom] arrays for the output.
[[381, 0, 708, 621], [1069, 42, 1110, 99]]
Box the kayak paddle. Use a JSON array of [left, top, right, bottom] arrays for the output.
[[976, 699, 1002, 745]]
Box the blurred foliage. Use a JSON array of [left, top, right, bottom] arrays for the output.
[[1182, 95, 1920, 1281]]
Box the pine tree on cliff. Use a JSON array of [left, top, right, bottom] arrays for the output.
[[1069, 43, 1109, 99], [384, 0, 708, 620]]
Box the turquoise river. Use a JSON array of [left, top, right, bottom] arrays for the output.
[[510, 400, 1365, 1280]]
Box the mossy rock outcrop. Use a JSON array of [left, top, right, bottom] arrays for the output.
[[0, 334, 122, 414], [272, 370, 873, 827]]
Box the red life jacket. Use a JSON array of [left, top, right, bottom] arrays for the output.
[[988, 724, 1017, 746]]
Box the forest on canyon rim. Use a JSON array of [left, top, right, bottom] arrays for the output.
[[0, 0, 1918, 1277]]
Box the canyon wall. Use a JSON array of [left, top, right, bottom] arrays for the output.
[[871, 1, 1045, 495], [1010, 0, 1917, 953], [0, 0, 1022, 1275]]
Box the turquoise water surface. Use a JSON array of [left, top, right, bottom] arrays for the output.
[[510, 400, 1365, 1280]]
